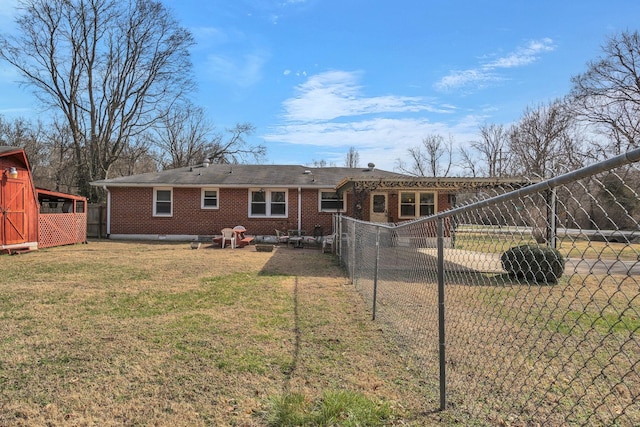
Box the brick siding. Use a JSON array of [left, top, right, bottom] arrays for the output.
[[110, 187, 336, 236], [109, 187, 451, 237]]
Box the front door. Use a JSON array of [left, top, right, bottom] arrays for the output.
[[370, 193, 388, 223], [1, 179, 27, 245]]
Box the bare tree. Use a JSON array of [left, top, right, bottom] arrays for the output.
[[0, 0, 195, 201], [148, 104, 262, 168], [205, 123, 264, 165], [466, 123, 511, 177], [0, 115, 46, 173], [308, 159, 336, 167], [570, 30, 640, 158], [41, 117, 76, 192], [508, 100, 582, 178], [344, 146, 360, 168], [150, 102, 213, 169], [569, 31, 640, 230], [395, 134, 453, 177], [109, 138, 157, 177], [458, 146, 479, 177]]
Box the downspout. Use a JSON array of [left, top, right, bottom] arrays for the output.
[[297, 187, 302, 232], [103, 186, 111, 238]]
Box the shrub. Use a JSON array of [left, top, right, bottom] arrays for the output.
[[500, 244, 565, 283]]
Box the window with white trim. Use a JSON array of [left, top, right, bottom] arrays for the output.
[[201, 188, 219, 209], [249, 189, 287, 217], [399, 191, 435, 219], [319, 190, 345, 212], [153, 188, 173, 216]]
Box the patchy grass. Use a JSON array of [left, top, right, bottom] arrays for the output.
[[0, 241, 434, 426], [5, 239, 636, 426], [368, 257, 639, 426]]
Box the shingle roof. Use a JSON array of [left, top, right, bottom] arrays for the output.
[[0, 146, 25, 155], [90, 163, 408, 188]]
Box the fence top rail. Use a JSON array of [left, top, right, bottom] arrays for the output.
[[340, 147, 640, 231]]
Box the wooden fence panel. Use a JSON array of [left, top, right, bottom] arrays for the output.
[[87, 204, 106, 238]]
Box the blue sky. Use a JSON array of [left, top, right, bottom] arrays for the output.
[[1, 0, 640, 172]]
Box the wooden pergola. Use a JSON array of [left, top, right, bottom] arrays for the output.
[[335, 176, 537, 220]]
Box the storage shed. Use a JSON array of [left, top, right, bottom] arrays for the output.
[[0, 146, 87, 254], [0, 147, 39, 252]]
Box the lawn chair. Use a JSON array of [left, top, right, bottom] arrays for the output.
[[322, 233, 335, 253], [221, 228, 236, 249]]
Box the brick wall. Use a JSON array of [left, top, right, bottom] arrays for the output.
[[109, 187, 452, 237], [110, 187, 336, 237]]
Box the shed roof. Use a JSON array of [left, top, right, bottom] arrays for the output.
[[0, 146, 31, 170], [36, 188, 87, 202], [91, 164, 408, 188], [0, 146, 23, 155]]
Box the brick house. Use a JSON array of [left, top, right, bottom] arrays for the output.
[[91, 161, 522, 241]]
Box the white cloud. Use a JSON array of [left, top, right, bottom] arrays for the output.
[[263, 116, 481, 171], [190, 24, 270, 88], [262, 70, 483, 170], [435, 38, 556, 92], [202, 50, 270, 88], [434, 69, 502, 92], [485, 38, 555, 69], [282, 70, 450, 122]]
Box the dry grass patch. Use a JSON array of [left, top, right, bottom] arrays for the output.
[[366, 265, 639, 426], [0, 241, 434, 426]]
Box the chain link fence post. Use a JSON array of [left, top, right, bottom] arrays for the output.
[[372, 226, 380, 321], [437, 216, 447, 411]]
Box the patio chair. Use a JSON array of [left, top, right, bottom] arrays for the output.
[[322, 233, 335, 253], [275, 229, 289, 246], [221, 228, 236, 249]]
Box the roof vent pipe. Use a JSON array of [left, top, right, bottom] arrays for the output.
[[367, 162, 375, 171], [203, 158, 211, 167]]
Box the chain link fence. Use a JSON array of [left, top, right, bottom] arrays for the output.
[[337, 148, 640, 426]]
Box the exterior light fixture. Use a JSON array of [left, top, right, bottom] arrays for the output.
[[5, 167, 18, 179]]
